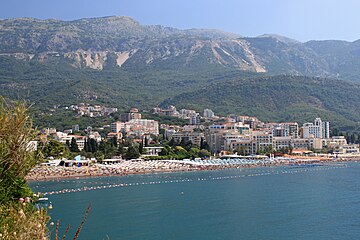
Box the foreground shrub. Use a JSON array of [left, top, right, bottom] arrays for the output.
[[0, 98, 48, 239], [0, 204, 49, 240]]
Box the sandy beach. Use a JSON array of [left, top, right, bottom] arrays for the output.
[[26, 156, 359, 182]]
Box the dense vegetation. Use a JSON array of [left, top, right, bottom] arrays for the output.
[[0, 98, 48, 239], [0, 99, 93, 240], [42, 133, 212, 161], [0, 99, 40, 203], [141, 113, 189, 126], [164, 75, 360, 131], [157, 138, 211, 160], [0, 55, 251, 109]]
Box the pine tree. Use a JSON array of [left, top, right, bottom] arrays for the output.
[[66, 139, 71, 148], [87, 138, 92, 152], [89, 138, 98, 153], [125, 146, 140, 160], [180, 138, 187, 148], [144, 136, 149, 147], [168, 138, 175, 147], [139, 142, 144, 154], [116, 143, 126, 156], [203, 141, 210, 151], [84, 138, 89, 152], [110, 137, 118, 148], [70, 137, 80, 152], [200, 137, 204, 149]]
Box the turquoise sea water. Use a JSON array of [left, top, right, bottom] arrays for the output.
[[30, 163, 360, 240]]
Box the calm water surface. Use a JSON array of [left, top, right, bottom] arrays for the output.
[[30, 163, 360, 240]]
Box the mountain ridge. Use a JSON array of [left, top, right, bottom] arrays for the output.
[[1, 16, 360, 130], [1, 16, 360, 81]]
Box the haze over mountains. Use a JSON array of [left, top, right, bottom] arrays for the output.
[[1, 16, 360, 130]]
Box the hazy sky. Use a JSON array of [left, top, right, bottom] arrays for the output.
[[1, 0, 359, 42]]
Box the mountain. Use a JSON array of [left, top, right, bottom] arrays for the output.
[[257, 34, 300, 44], [305, 40, 360, 81], [0, 16, 240, 53], [1, 16, 360, 130], [183, 29, 242, 39], [0, 16, 360, 80]]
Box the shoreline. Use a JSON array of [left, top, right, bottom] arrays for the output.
[[27, 168, 200, 182], [26, 157, 358, 182]]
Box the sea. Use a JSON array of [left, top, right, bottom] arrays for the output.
[[29, 162, 360, 240]]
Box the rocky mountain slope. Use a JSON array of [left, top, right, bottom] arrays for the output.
[[0, 16, 360, 80]]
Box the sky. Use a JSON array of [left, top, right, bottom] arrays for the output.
[[1, 0, 359, 42]]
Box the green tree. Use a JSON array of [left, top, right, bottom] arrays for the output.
[[174, 146, 190, 160], [200, 137, 205, 149], [83, 138, 89, 152], [101, 140, 117, 158], [144, 136, 149, 147], [94, 151, 104, 162], [139, 142, 144, 154], [69, 137, 79, 152], [42, 140, 69, 158], [188, 147, 200, 159], [89, 138, 98, 153], [0, 98, 49, 239], [180, 139, 195, 151], [66, 139, 71, 148], [159, 145, 172, 156], [84, 138, 93, 152], [0, 99, 41, 203], [198, 149, 211, 159], [116, 143, 126, 156], [203, 141, 210, 151], [110, 137, 118, 148], [168, 138, 176, 147], [125, 146, 140, 160]]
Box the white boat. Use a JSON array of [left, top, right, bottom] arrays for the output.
[[37, 197, 49, 202]]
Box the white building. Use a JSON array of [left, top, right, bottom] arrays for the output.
[[126, 119, 159, 136], [171, 131, 204, 146], [203, 109, 215, 118], [88, 131, 102, 142], [302, 118, 329, 139], [273, 137, 292, 150], [326, 136, 347, 148], [334, 144, 360, 154], [280, 122, 299, 138], [322, 121, 330, 139], [142, 147, 164, 156], [54, 132, 86, 151], [111, 121, 125, 133], [189, 115, 201, 125], [252, 131, 273, 152]]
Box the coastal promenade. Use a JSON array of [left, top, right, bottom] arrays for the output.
[[26, 155, 359, 181]]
